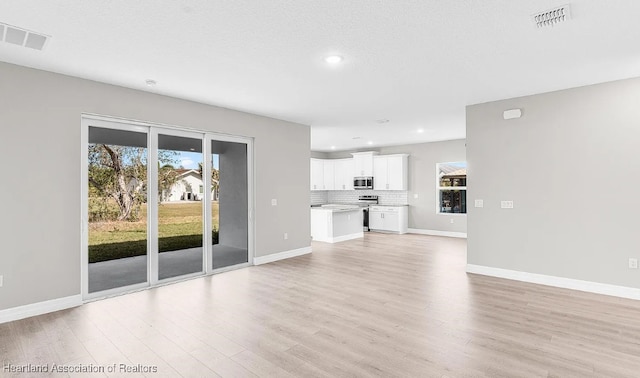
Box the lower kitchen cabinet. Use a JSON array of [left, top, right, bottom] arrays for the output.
[[311, 208, 364, 243], [368, 206, 408, 234]]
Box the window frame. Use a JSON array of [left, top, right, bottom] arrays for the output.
[[436, 161, 467, 216]]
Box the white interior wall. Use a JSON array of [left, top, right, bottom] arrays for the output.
[[466, 76, 640, 289], [0, 62, 310, 311]]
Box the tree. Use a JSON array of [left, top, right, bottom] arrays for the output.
[[88, 144, 178, 221], [198, 162, 220, 200], [158, 163, 179, 202]]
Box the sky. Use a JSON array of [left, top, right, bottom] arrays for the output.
[[176, 151, 219, 170]]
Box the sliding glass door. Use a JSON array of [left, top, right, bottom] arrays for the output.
[[82, 116, 253, 299], [86, 125, 149, 294], [210, 140, 249, 269], [157, 132, 204, 280]]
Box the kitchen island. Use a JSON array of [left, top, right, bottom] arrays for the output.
[[310, 205, 364, 243]]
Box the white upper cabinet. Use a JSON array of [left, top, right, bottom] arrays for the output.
[[373, 154, 408, 190], [310, 158, 324, 191], [334, 158, 354, 190], [386, 155, 407, 190], [311, 158, 340, 190], [311, 152, 407, 191], [351, 151, 378, 177], [323, 160, 335, 190], [373, 156, 388, 190]]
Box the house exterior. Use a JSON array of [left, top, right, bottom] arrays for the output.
[[162, 169, 203, 202], [161, 169, 219, 202]]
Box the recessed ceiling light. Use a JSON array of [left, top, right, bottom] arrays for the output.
[[145, 79, 157, 87], [417, 129, 425, 133], [367, 141, 373, 145], [324, 55, 343, 64], [376, 119, 389, 124]]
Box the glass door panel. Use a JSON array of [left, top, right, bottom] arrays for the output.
[[157, 134, 204, 280], [210, 140, 248, 269], [87, 127, 148, 293]]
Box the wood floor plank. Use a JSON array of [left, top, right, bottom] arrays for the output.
[[3, 233, 640, 377], [230, 349, 296, 378]]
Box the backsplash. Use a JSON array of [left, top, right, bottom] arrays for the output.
[[328, 190, 408, 205], [310, 191, 328, 205]]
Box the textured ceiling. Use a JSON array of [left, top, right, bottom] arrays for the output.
[[2, 1, 640, 151]]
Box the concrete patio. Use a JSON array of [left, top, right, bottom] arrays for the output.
[[88, 244, 248, 293]]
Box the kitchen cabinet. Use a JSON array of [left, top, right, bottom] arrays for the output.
[[368, 205, 408, 234], [311, 153, 406, 191], [333, 158, 354, 190], [311, 158, 353, 190], [323, 160, 335, 190], [311, 207, 364, 243], [351, 151, 378, 177], [310, 158, 324, 190], [373, 154, 408, 190]]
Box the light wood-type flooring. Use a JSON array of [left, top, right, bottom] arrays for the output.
[[2, 233, 640, 377]]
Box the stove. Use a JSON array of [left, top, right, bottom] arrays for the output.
[[357, 195, 378, 231], [357, 195, 379, 206]]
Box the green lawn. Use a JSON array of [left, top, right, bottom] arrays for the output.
[[88, 201, 219, 263]]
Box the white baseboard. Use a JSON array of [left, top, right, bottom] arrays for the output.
[[0, 295, 83, 324], [253, 246, 312, 265], [408, 228, 467, 238], [466, 264, 640, 301]]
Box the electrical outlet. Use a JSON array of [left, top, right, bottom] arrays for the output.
[[501, 200, 514, 209], [271, 199, 277, 206], [450, 219, 454, 224], [284, 233, 288, 240], [0, 275, 3, 287], [629, 258, 638, 269], [475, 199, 484, 208], [414, 194, 419, 199]]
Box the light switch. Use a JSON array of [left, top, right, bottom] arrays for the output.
[[474, 199, 483, 208], [271, 199, 277, 206], [413, 194, 419, 199]]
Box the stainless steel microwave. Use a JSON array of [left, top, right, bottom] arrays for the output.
[[353, 176, 373, 190]]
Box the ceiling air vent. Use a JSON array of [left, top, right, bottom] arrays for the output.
[[532, 4, 571, 28], [0, 22, 50, 50]]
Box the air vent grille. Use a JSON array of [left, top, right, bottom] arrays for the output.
[[0, 22, 50, 50], [532, 4, 571, 28]]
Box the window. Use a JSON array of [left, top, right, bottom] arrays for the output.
[[437, 162, 467, 214]]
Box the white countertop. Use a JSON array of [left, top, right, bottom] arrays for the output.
[[311, 203, 409, 210], [311, 204, 362, 213]]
